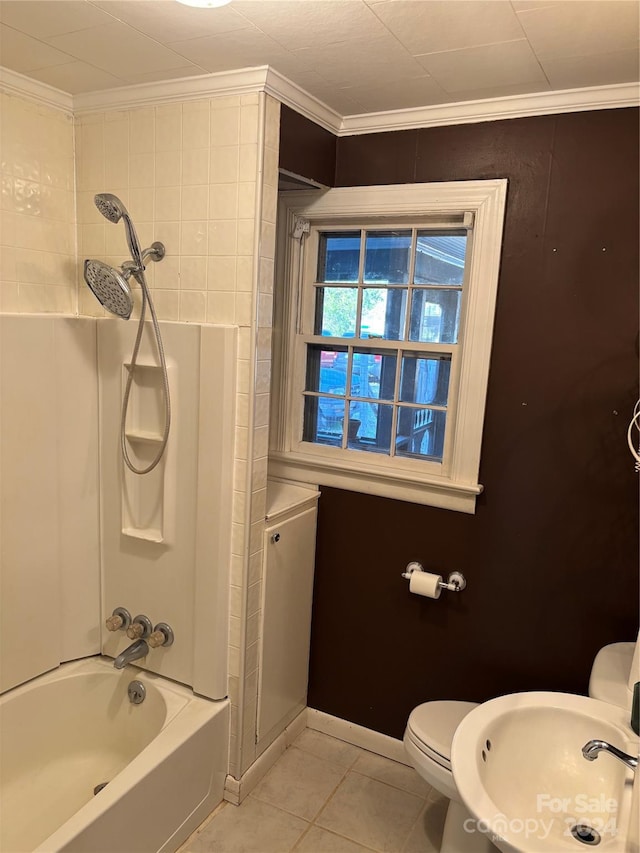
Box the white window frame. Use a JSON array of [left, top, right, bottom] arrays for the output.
[[269, 180, 508, 514]]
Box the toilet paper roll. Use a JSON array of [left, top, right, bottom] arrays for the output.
[[409, 571, 442, 599]]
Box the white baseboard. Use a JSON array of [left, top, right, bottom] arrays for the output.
[[306, 708, 411, 767], [224, 709, 307, 805], [224, 706, 411, 806]]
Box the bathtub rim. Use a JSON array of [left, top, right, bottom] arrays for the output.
[[1, 656, 229, 853]]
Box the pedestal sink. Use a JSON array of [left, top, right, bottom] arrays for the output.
[[451, 692, 638, 853]]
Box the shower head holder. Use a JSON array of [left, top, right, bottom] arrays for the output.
[[142, 242, 165, 263]]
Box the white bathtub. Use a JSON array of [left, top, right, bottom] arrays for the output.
[[0, 657, 229, 853]]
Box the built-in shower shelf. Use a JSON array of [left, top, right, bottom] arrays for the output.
[[122, 526, 164, 544], [120, 359, 176, 547], [125, 429, 164, 445]]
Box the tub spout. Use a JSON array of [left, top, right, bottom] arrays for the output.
[[113, 639, 148, 670]]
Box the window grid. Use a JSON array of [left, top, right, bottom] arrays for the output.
[[304, 224, 465, 462]]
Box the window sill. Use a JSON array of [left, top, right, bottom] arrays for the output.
[[269, 450, 482, 513]]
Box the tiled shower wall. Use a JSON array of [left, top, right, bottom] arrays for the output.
[[74, 91, 281, 779], [1, 85, 281, 779], [0, 92, 76, 312]]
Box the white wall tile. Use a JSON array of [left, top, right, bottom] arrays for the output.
[[180, 255, 207, 290], [180, 220, 208, 255], [236, 392, 249, 428], [129, 108, 155, 154], [239, 144, 258, 182], [155, 148, 181, 186], [211, 107, 241, 147], [207, 255, 237, 291], [264, 95, 281, 152], [5, 88, 282, 786], [181, 185, 209, 220], [183, 102, 210, 149], [208, 219, 238, 255], [156, 104, 183, 151], [210, 145, 240, 184], [247, 581, 262, 617], [240, 105, 260, 146], [155, 186, 181, 221], [209, 183, 239, 220], [235, 256, 253, 293], [129, 187, 154, 222], [207, 290, 236, 324], [182, 148, 209, 185], [237, 218, 255, 256], [254, 393, 270, 428], [238, 182, 257, 219], [1, 94, 76, 314], [130, 152, 155, 187], [248, 550, 262, 585], [179, 288, 206, 322]]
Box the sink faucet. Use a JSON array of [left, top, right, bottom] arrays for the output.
[[113, 639, 149, 670], [582, 740, 638, 772]]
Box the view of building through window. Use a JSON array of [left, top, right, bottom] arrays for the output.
[[303, 230, 466, 460]]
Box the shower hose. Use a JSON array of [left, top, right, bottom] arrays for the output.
[[120, 269, 171, 475]]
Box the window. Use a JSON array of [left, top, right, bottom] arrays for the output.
[[270, 181, 508, 513]]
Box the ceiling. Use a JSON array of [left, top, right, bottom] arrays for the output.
[[0, 0, 638, 116]]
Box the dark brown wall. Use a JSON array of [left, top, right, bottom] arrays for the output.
[[279, 108, 640, 740], [279, 105, 336, 188]]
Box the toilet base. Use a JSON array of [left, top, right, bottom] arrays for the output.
[[442, 800, 497, 853]]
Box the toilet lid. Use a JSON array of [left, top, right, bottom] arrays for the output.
[[407, 701, 479, 763]]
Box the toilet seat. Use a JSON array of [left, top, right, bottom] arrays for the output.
[[404, 700, 478, 802], [407, 701, 478, 765]]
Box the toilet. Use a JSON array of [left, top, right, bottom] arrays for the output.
[[588, 630, 639, 709], [404, 701, 496, 853]]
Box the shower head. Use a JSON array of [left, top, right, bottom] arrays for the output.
[[84, 259, 133, 320], [94, 192, 126, 224], [94, 193, 143, 268]]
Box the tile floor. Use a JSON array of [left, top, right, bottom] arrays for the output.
[[179, 728, 448, 853]]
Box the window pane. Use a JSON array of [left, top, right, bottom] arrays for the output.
[[414, 232, 467, 285], [306, 346, 348, 394], [318, 231, 360, 283], [315, 287, 358, 337], [361, 287, 407, 340], [348, 401, 392, 453], [351, 351, 396, 401], [396, 407, 446, 461], [400, 355, 450, 406], [304, 395, 344, 446], [409, 288, 461, 343], [364, 230, 411, 284]]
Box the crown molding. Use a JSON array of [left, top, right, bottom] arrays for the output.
[[338, 81, 640, 136], [72, 65, 272, 114], [2, 62, 637, 135], [0, 66, 73, 113], [264, 68, 341, 134]]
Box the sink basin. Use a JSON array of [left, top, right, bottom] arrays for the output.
[[451, 692, 638, 853]]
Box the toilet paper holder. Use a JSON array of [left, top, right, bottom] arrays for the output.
[[401, 561, 466, 592]]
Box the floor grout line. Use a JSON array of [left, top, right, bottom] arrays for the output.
[[178, 728, 445, 853]]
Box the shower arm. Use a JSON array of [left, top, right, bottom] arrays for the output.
[[121, 243, 166, 278]]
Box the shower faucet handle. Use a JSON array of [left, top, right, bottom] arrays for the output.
[[126, 614, 153, 640], [105, 607, 131, 632], [148, 623, 175, 648]]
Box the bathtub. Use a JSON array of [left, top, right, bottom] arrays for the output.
[[0, 657, 229, 853]]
